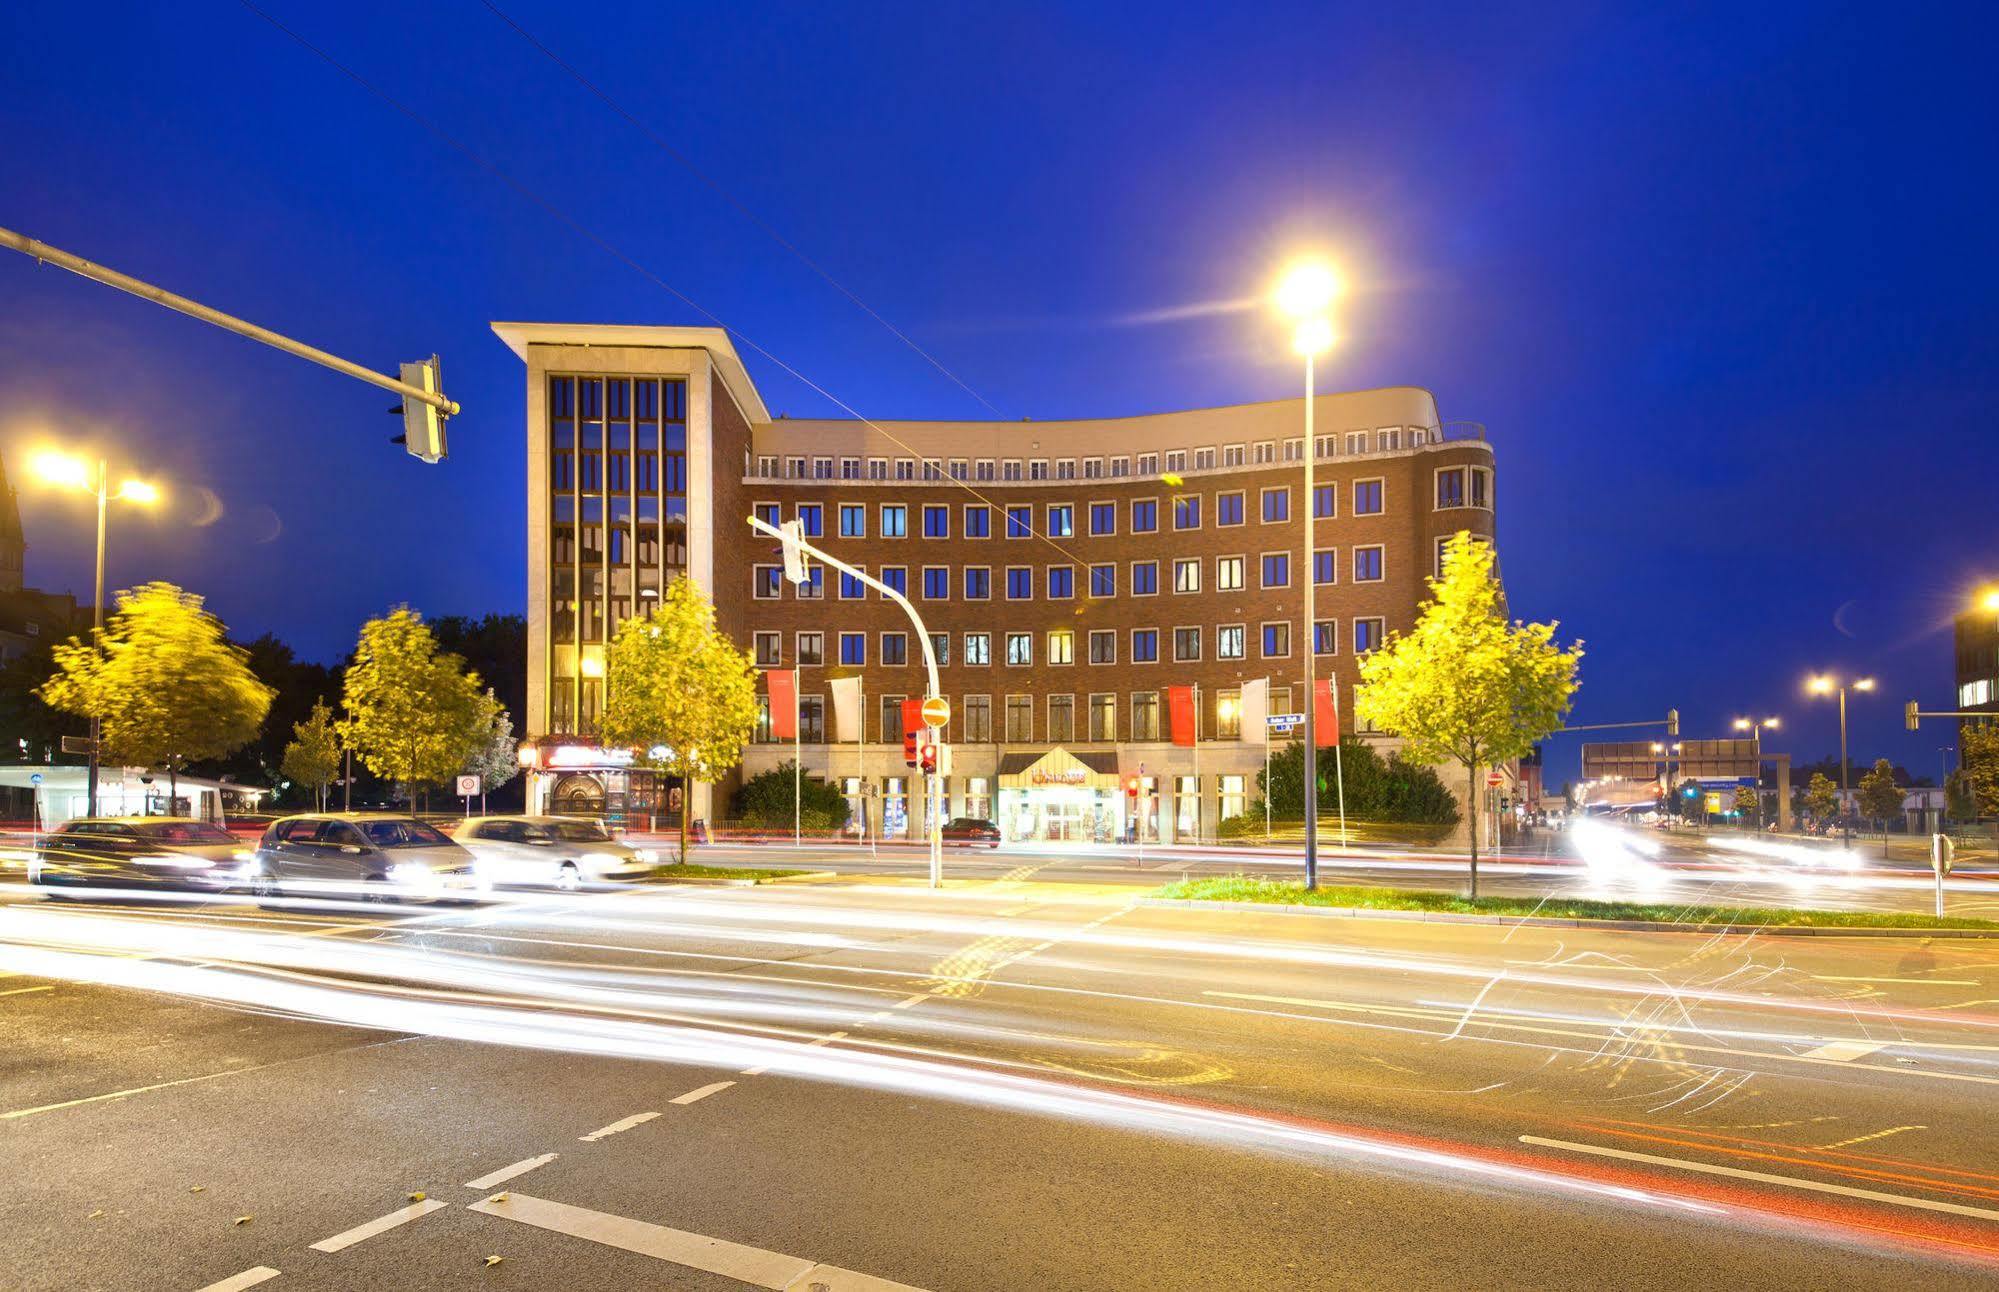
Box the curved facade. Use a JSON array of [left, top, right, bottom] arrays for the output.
[[497, 323, 1496, 842]]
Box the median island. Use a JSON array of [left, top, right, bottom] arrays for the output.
[[640, 863, 818, 883], [1155, 875, 1999, 932]]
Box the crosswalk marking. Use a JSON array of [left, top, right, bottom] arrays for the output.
[[464, 1152, 558, 1189], [309, 1198, 448, 1253], [1802, 1039, 1888, 1062]]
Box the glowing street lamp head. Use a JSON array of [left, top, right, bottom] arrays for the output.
[[1980, 587, 1999, 613], [1807, 675, 1833, 695], [1763, 716, 1780, 729], [1292, 316, 1336, 357], [1733, 718, 1750, 731], [1274, 261, 1342, 319], [1854, 677, 1876, 693], [32, 451, 90, 491], [116, 479, 159, 504]]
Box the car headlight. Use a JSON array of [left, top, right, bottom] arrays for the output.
[[135, 853, 214, 870], [632, 848, 657, 865], [389, 862, 436, 885]]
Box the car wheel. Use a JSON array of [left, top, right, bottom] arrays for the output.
[[555, 862, 582, 893], [250, 866, 282, 903], [361, 874, 393, 904]]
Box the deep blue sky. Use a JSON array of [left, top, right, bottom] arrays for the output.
[[2, 1, 1993, 780]]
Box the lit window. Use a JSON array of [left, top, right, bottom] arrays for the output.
[[1216, 557, 1244, 591], [1006, 632, 1033, 666], [965, 633, 991, 665], [1173, 559, 1201, 593], [1217, 625, 1245, 660], [839, 504, 866, 537], [881, 504, 908, 537], [1048, 629, 1075, 665], [1047, 504, 1074, 538]]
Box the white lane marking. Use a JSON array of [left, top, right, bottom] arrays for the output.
[[468, 1192, 931, 1291], [1813, 976, 1979, 986], [464, 1153, 558, 1189], [1802, 1039, 1889, 1062], [809, 1031, 849, 1046], [580, 1111, 659, 1142], [1521, 1135, 1999, 1224], [308, 1197, 449, 1253], [192, 1267, 281, 1292], [670, 1081, 734, 1105], [889, 994, 928, 1010], [740, 1065, 769, 1076]]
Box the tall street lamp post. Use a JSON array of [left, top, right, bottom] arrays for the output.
[[1274, 261, 1340, 890], [1808, 674, 1874, 847], [1732, 716, 1779, 828], [30, 451, 160, 816]]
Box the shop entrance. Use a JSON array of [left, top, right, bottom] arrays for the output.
[[995, 747, 1124, 844]]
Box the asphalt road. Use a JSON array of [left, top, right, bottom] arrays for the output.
[[4, 870, 1999, 1290]]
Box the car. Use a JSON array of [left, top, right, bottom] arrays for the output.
[[942, 817, 1002, 848], [252, 813, 488, 903], [30, 816, 257, 894], [452, 815, 656, 890]]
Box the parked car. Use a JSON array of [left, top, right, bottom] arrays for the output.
[[252, 813, 487, 903], [942, 817, 1002, 848], [30, 817, 256, 894], [452, 816, 655, 890]]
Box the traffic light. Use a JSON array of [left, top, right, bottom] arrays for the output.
[[1665, 708, 1679, 737], [918, 742, 938, 775], [390, 356, 448, 463], [778, 519, 809, 585], [1906, 700, 1920, 732]]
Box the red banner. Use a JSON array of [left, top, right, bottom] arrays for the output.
[[1314, 678, 1340, 747], [901, 698, 923, 736], [1167, 685, 1197, 747], [768, 668, 798, 739]]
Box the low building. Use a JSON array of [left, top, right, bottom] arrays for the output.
[[0, 766, 268, 828]]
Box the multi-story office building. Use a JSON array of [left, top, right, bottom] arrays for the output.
[[495, 323, 1497, 842], [1953, 600, 1999, 765]]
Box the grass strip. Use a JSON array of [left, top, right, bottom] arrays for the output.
[[640, 862, 814, 882]]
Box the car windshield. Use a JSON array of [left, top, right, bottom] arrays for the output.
[[140, 822, 236, 845], [358, 819, 455, 848], [549, 821, 611, 843]]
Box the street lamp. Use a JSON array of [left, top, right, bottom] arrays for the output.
[[1807, 674, 1874, 846], [31, 450, 162, 816], [1731, 717, 1778, 828], [1274, 260, 1341, 889]]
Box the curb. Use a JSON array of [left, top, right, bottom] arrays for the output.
[[643, 870, 839, 888], [1138, 897, 1999, 939]]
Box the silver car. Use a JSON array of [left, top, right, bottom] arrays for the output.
[[254, 813, 489, 903], [452, 816, 655, 891], [31, 817, 257, 894]]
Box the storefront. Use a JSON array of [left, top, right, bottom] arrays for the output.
[[519, 738, 673, 828], [996, 748, 1124, 843]]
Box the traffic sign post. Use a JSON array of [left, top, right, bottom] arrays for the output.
[[457, 774, 481, 817], [1932, 833, 1955, 919]]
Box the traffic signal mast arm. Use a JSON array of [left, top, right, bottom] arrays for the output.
[[1558, 710, 1680, 736], [1905, 703, 1994, 730], [0, 225, 460, 418]]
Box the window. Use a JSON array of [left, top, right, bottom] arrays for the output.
[[1195, 447, 1216, 470], [1165, 450, 1186, 473], [1048, 629, 1075, 665], [895, 458, 915, 481], [1217, 690, 1242, 740], [840, 569, 867, 599], [1173, 495, 1202, 530], [797, 567, 824, 600], [1314, 548, 1337, 584], [1132, 499, 1158, 533], [1174, 627, 1202, 661], [813, 457, 833, 480], [929, 633, 950, 668], [1354, 545, 1384, 582], [1055, 459, 1076, 480], [1261, 553, 1290, 589], [1217, 624, 1245, 660], [965, 566, 992, 599], [799, 696, 825, 742], [1436, 467, 1467, 510], [1132, 691, 1161, 740], [1110, 456, 1130, 478], [1006, 695, 1034, 741], [1138, 453, 1159, 476], [1089, 564, 1116, 597], [1089, 502, 1116, 535], [1089, 693, 1116, 741], [840, 456, 861, 479], [754, 566, 781, 599], [753, 632, 781, 666], [965, 632, 991, 666], [1006, 566, 1033, 600], [1132, 561, 1159, 595], [754, 502, 781, 528], [1963, 679, 1995, 707], [1262, 623, 1292, 658], [1132, 629, 1159, 663], [1262, 487, 1289, 523], [1217, 556, 1244, 591], [1315, 620, 1337, 655], [1047, 566, 1075, 599], [797, 503, 823, 537], [882, 633, 908, 666], [1223, 444, 1245, 467], [868, 457, 889, 480], [839, 503, 866, 537], [974, 459, 995, 482], [1471, 466, 1491, 508], [881, 504, 908, 537], [1253, 441, 1275, 464], [964, 504, 991, 538], [839, 632, 865, 665], [1047, 694, 1076, 740], [1173, 558, 1201, 593], [756, 456, 778, 478], [1083, 458, 1103, 479], [1217, 491, 1245, 526], [923, 459, 943, 481], [1029, 459, 1048, 481], [1088, 630, 1116, 664], [1002, 459, 1022, 481], [1047, 504, 1075, 538], [922, 505, 950, 538], [923, 566, 950, 599], [1344, 432, 1366, 456], [1006, 632, 1033, 666], [964, 695, 992, 742], [788, 456, 806, 478], [1313, 483, 1336, 518], [1006, 505, 1033, 538], [1355, 617, 1384, 653], [796, 632, 823, 666], [880, 566, 907, 597], [1221, 774, 1247, 818], [1354, 479, 1383, 515]]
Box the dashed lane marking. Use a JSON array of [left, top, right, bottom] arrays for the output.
[[464, 1153, 559, 1190], [191, 1267, 280, 1292], [1802, 1040, 1889, 1062], [308, 1197, 449, 1253], [468, 1192, 932, 1291], [670, 1081, 735, 1105], [580, 1111, 660, 1142]]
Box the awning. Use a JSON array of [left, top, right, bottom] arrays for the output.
[[997, 747, 1122, 791]]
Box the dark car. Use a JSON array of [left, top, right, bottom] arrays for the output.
[[30, 817, 255, 893], [942, 817, 1002, 848]]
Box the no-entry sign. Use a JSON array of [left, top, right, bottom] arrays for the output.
[[921, 696, 951, 728]]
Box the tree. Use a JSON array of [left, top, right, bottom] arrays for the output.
[[462, 692, 521, 810], [281, 700, 342, 810], [339, 608, 495, 811], [1955, 722, 1999, 820], [1803, 771, 1840, 833], [1732, 783, 1760, 828], [730, 761, 851, 831], [600, 576, 759, 862], [0, 641, 84, 763], [1356, 533, 1581, 898], [1856, 757, 1904, 839], [38, 581, 274, 812]]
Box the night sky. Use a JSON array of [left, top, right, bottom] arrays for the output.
[[2, 1, 1993, 782]]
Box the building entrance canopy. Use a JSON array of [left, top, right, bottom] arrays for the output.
[[996, 747, 1123, 793]]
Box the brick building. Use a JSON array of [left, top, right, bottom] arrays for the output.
[[494, 323, 1496, 842]]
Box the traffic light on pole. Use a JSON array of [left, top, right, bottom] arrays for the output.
[[1906, 701, 1920, 732], [1665, 708, 1679, 737], [778, 519, 808, 585], [901, 698, 922, 768], [390, 356, 448, 463], [919, 741, 938, 775]]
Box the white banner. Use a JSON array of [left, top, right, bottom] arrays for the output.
[[829, 675, 864, 741], [1240, 677, 1269, 741]]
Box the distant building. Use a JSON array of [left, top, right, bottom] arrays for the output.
[[1955, 602, 1999, 764]]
